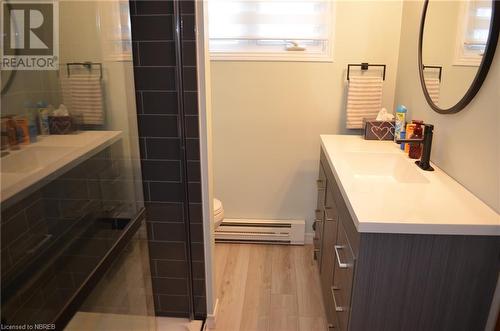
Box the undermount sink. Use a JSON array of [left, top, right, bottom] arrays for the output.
[[0, 146, 75, 174], [343, 152, 429, 184]]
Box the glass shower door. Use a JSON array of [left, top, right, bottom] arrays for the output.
[[0, 0, 152, 329]]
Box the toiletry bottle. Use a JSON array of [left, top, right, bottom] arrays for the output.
[[6, 116, 20, 150], [15, 116, 30, 144], [25, 102, 38, 142], [1, 118, 10, 151], [394, 105, 407, 142], [409, 120, 424, 159], [37, 101, 50, 135], [404, 123, 416, 153]]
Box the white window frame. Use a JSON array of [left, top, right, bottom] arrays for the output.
[[453, 0, 491, 67], [208, 1, 336, 62]]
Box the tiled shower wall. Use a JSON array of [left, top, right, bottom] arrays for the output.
[[129, 0, 206, 319]]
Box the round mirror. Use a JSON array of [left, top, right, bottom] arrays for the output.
[[419, 0, 499, 113], [1, 70, 16, 95]]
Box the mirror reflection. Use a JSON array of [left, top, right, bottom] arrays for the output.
[[421, 0, 493, 110]]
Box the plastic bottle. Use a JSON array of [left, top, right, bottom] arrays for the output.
[[394, 105, 407, 141], [409, 120, 424, 159], [37, 101, 50, 135], [25, 101, 38, 142]]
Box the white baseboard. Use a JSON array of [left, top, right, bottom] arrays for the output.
[[205, 298, 219, 330], [304, 232, 314, 244]]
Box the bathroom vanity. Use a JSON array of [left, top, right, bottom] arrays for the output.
[[314, 135, 499, 331]]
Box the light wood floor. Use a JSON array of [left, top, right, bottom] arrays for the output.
[[210, 244, 327, 331]]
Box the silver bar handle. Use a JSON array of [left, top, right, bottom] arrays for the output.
[[316, 179, 325, 189], [334, 245, 351, 268], [331, 286, 344, 312], [27, 234, 53, 254], [324, 206, 335, 222]]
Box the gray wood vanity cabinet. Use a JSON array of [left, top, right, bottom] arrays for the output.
[[315, 149, 500, 331]]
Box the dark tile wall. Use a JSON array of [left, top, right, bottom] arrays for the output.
[[130, 0, 206, 319]]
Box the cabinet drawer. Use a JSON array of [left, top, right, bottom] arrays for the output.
[[332, 221, 355, 331]]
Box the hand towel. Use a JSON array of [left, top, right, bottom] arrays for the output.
[[424, 76, 440, 105], [346, 75, 383, 129], [61, 72, 105, 125]]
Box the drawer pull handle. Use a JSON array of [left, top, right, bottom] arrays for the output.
[[334, 245, 351, 268], [325, 214, 335, 222], [331, 286, 345, 312], [27, 234, 53, 254], [323, 205, 335, 221]]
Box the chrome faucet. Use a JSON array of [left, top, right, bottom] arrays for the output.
[[396, 124, 434, 171]]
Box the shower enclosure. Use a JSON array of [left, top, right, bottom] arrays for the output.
[[1, 1, 154, 329]]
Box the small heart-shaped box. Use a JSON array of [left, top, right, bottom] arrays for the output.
[[48, 116, 76, 135], [363, 119, 396, 140]]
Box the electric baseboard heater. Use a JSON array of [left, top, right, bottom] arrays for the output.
[[214, 219, 305, 245]]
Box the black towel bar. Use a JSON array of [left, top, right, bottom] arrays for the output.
[[347, 63, 386, 81], [66, 62, 103, 79], [423, 65, 443, 82]]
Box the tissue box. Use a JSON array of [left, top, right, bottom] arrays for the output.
[[363, 119, 395, 140], [48, 116, 76, 134]]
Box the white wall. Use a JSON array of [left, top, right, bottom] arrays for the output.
[[394, 0, 499, 212], [211, 1, 403, 232]]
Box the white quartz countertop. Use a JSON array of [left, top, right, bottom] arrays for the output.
[[320, 135, 499, 236], [1, 131, 123, 204]]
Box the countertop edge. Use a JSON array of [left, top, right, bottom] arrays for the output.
[[1, 131, 123, 206]]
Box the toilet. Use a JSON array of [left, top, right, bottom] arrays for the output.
[[213, 198, 224, 228]]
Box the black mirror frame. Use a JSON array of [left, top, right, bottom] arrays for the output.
[[418, 0, 500, 114]]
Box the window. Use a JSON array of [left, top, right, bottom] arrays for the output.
[[455, 0, 492, 66], [207, 0, 335, 62]]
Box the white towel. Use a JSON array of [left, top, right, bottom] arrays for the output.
[[61, 73, 105, 125], [424, 76, 440, 105], [346, 75, 383, 129]]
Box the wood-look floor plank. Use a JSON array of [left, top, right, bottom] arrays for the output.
[[269, 294, 299, 331], [214, 244, 251, 331], [214, 243, 230, 296], [293, 245, 327, 322], [210, 244, 326, 331], [299, 317, 328, 331], [271, 245, 297, 295], [240, 245, 272, 331]]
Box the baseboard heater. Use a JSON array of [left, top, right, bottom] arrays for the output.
[[214, 218, 305, 245]]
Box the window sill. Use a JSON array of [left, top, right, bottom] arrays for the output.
[[209, 52, 334, 63], [453, 57, 481, 67]]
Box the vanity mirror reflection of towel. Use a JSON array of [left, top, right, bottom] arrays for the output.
[[420, 0, 499, 113]]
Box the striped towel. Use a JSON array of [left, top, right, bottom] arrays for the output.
[[346, 75, 383, 129], [61, 73, 105, 125], [424, 76, 440, 105]]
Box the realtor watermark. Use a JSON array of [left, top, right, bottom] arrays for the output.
[[0, 324, 55, 330], [1, 0, 59, 70]]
